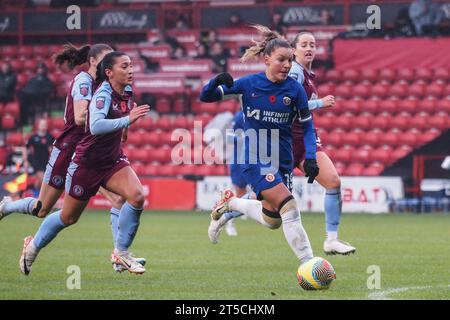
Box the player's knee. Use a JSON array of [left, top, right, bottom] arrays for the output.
[[322, 174, 341, 190], [278, 196, 299, 218], [36, 207, 51, 218], [262, 208, 282, 229], [111, 195, 126, 210], [128, 188, 145, 208], [61, 214, 80, 226]]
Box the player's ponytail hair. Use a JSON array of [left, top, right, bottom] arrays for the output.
[[241, 25, 291, 62], [95, 51, 127, 86], [54, 43, 112, 70]]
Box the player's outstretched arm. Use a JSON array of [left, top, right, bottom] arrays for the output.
[[200, 72, 234, 102]]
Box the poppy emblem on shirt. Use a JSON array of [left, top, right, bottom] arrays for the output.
[[79, 83, 89, 97], [269, 95, 276, 103], [265, 174, 275, 182], [283, 96, 291, 106], [96, 97, 105, 109]]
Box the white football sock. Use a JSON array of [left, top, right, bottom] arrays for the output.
[[326, 231, 338, 241], [228, 197, 272, 228], [281, 208, 313, 264]]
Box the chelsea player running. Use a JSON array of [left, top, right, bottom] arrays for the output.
[[200, 25, 320, 270]]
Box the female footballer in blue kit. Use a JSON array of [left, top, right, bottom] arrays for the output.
[[18, 52, 150, 275], [200, 25, 320, 268]]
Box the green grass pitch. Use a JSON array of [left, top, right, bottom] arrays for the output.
[[0, 210, 448, 300]]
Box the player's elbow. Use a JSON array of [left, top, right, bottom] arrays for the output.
[[90, 121, 101, 135]]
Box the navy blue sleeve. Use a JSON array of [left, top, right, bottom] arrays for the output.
[[200, 77, 243, 102]]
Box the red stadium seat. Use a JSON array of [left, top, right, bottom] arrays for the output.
[[426, 83, 445, 98], [17, 46, 34, 58], [371, 113, 390, 130], [342, 99, 361, 114], [362, 162, 385, 176], [361, 129, 381, 147], [154, 115, 172, 131], [409, 112, 428, 130], [325, 69, 341, 83], [390, 82, 408, 98], [1, 114, 16, 130], [415, 68, 433, 82], [156, 98, 172, 114], [370, 83, 389, 99], [391, 114, 411, 130], [354, 146, 372, 164], [341, 129, 361, 146], [173, 98, 187, 113], [353, 115, 371, 130], [363, 99, 379, 114], [314, 116, 333, 131], [353, 83, 371, 99], [135, 116, 154, 131], [2, 45, 17, 57], [333, 161, 346, 176], [378, 100, 397, 114], [420, 98, 436, 114], [370, 145, 393, 163], [335, 85, 352, 99], [326, 129, 344, 147], [6, 132, 23, 146], [436, 99, 450, 114], [428, 112, 449, 130], [33, 46, 49, 57], [360, 69, 378, 83], [194, 114, 213, 127], [219, 100, 239, 114], [397, 99, 418, 114], [344, 163, 365, 176], [142, 164, 158, 176], [342, 69, 360, 83], [378, 69, 396, 83], [434, 68, 450, 82], [9, 59, 23, 72], [378, 129, 399, 146], [391, 145, 412, 162], [198, 102, 218, 115], [172, 116, 189, 129], [158, 164, 177, 176], [333, 145, 355, 163], [4, 102, 20, 118], [396, 68, 415, 83], [127, 129, 147, 147], [417, 128, 441, 145], [397, 129, 418, 146], [408, 83, 426, 98], [317, 83, 335, 96], [334, 114, 353, 130]]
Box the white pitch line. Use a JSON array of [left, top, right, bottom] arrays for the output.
[[368, 284, 450, 300]]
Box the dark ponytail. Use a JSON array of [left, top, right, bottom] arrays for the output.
[[95, 51, 127, 86], [54, 43, 113, 70]]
